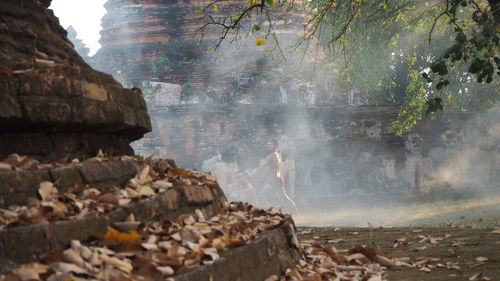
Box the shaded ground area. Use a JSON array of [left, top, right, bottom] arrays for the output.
[[297, 226, 500, 281]]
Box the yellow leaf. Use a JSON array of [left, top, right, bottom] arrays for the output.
[[255, 37, 262, 46], [212, 4, 219, 12], [338, 36, 349, 43], [441, 13, 449, 20], [212, 237, 226, 250], [101, 226, 139, 242]]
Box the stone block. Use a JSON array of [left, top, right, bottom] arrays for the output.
[[78, 160, 136, 185], [149, 82, 182, 106], [19, 74, 45, 96], [179, 185, 208, 205], [163, 189, 180, 210], [50, 165, 82, 189], [173, 222, 301, 281], [127, 197, 156, 222], [81, 81, 108, 101], [0, 76, 22, 120], [49, 216, 108, 250], [0, 133, 54, 159], [0, 236, 16, 273], [204, 203, 217, 218], [19, 96, 72, 123], [105, 208, 128, 224], [201, 186, 215, 202], [0, 170, 51, 207], [147, 159, 175, 175], [1, 225, 50, 260], [109, 86, 146, 110], [19, 73, 75, 98]]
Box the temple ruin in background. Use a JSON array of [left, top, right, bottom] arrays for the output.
[[83, 0, 500, 201]]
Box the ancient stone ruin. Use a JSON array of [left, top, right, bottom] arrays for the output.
[[133, 103, 500, 205], [1, 1, 498, 280], [84, 0, 500, 205], [0, 0, 151, 161], [0, 1, 316, 280], [91, 0, 320, 104]]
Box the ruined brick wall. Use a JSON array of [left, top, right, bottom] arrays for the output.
[[92, 0, 320, 103], [133, 104, 500, 197], [133, 104, 407, 196]]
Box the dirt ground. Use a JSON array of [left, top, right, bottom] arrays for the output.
[[297, 226, 500, 281]]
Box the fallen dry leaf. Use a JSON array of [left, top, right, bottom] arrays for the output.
[[411, 246, 427, 251], [12, 263, 50, 281], [265, 275, 279, 281], [101, 226, 139, 243], [419, 266, 431, 272], [38, 181, 57, 202], [97, 193, 119, 205], [475, 256, 488, 263], [0, 162, 13, 171], [469, 273, 491, 281]]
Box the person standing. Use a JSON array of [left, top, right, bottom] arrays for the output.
[[249, 140, 297, 214]]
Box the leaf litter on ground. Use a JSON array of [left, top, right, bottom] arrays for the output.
[[0, 154, 219, 230]]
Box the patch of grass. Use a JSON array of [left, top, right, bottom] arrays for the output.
[[366, 225, 380, 249]]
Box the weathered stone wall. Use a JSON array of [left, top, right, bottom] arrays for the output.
[[133, 104, 500, 197], [0, 0, 151, 161], [134, 104, 407, 196]]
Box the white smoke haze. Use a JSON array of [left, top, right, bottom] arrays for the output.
[[55, 0, 499, 227]]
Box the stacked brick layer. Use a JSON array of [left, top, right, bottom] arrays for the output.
[[0, 0, 151, 160], [92, 0, 311, 96], [0, 157, 228, 272]]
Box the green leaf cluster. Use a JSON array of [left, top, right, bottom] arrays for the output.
[[309, 0, 498, 134]]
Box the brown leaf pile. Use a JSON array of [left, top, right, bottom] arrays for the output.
[[0, 154, 59, 171], [0, 156, 218, 230], [1, 202, 291, 281], [271, 241, 391, 281]]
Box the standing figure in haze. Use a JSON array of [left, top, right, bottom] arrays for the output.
[[201, 143, 258, 204], [249, 140, 297, 214]]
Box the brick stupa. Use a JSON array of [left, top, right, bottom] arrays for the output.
[[0, 0, 151, 161]]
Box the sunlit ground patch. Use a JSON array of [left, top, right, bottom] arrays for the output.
[[294, 196, 500, 228]]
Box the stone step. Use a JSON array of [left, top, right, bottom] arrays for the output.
[[0, 184, 227, 273], [1, 202, 303, 281], [172, 221, 301, 281], [0, 156, 227, 273], [0, 156, 173, 208]]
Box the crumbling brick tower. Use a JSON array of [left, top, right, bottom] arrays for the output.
[[0, 0, 151, 161], [0, 2, 304, 280]]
